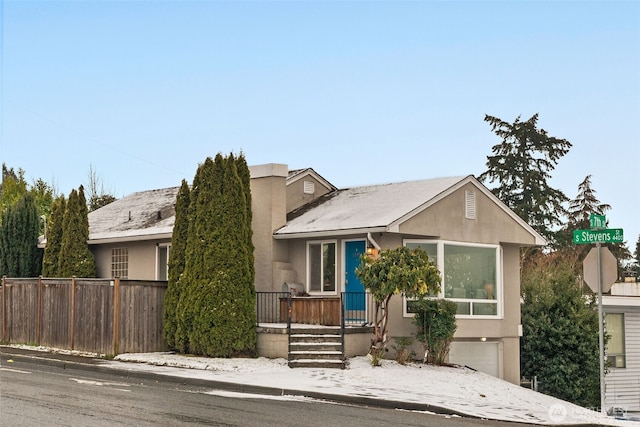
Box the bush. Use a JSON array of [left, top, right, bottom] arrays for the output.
[[392, 336, 415, 365], [413, 299, 457, 365]]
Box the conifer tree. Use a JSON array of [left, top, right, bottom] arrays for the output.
[[191, 154, 257, 356], [558, 175, 630, 274], [235, 153, 255, 286], [58, 186, 96, 277], [42, 195, 66, 277], [0, 193, 41, 277], [163, 180, 190, 349], [175, 161, 208, 353], [479, 114, 571, 247], [178, 153, 257, 357]]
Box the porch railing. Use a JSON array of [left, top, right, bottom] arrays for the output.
[[341, 292, 375, 326], [255, 291, 375, 327], [255, 292, 290, 324]]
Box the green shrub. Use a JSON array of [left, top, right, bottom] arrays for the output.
[[392, 336, 415, 365], [413, 299, 457, 365]]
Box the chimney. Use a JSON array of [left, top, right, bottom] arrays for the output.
[[248, 163, 288, 292]]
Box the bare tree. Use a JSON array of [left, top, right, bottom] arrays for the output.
[[85, 164, 116, 212]]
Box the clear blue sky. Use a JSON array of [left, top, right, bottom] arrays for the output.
[[1, 1, 639, 252]]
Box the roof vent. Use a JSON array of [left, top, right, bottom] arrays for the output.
[[303, 180, 315, 195], [465, 190, 476, 219]]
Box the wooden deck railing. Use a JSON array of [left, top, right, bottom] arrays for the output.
[[255, 291, 374, 327]]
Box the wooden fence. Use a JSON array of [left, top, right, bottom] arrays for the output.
[[0, 277, 168, 355]]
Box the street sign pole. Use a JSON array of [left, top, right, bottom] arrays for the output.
[[596, 242, 606, 415], [574, 214, 622, 415]]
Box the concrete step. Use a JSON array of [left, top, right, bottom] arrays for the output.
[[290, 334, 341, 344], [288, 359, 345, 369], [288, 327, 345, 369], [290, 342, 342, 352], [291, 326, 340, 336], [289, 350, 343, 361]]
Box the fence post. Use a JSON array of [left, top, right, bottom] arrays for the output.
[[113, 278, 120, 355], [70, 276, 76, 350], [1, 276, 5, 342], [37, 276, 42, 345]]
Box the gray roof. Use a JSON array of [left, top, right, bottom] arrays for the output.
[[88, 187, 179, 243], [275, 176, 469, 238]]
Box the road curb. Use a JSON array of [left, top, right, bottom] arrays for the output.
[[0, 346, 607, 427], [0, 346, 471, 417]]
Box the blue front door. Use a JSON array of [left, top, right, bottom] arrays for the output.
[[345, 240, 366, 313]]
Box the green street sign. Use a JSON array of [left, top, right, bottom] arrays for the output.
[[573, 228, 624, 245], [589, 214, 607, 229]]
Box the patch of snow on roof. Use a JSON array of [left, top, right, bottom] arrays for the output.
[[277, 176, 467, 235], [88, 187, 179, 241]]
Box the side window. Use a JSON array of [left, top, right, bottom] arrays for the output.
[[157, 245, 170, 281], [605, 313, 626, 368], [111, 248, 128, 279], [308, 241, 336, 293]]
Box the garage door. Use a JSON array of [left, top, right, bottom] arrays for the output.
[[448, 342, 500, 378]]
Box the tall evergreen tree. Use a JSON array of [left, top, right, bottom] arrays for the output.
[[191, 154, 257, 356], [177, 153, 257, 357], [235, 153, 255, 286], [479, 114, 571, 247], [42, 195, 66, 277], [567, 175, 612, 228], [556, 175, 612, 253], [0, 193, 41, 277], [558, 175, 630, 276], [1, 165, 28, 220], [164, 180, 190, 349], [58, 186, 96, 277], [175, 160, 210, 353]]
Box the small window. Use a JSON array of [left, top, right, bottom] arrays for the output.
[[111, 248, 128, 279], [157, 245, 170, 281], [606, 313, 626, 368], [308, 241, 336, 293], [303, 180, 315, 194], [465, 190, 476, 219]]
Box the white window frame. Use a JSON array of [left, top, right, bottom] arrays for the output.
[[111, 247, 129, 279], [402, 239, 503, 319], [306, 240, 338, 295], [605, 312, 626, 368], [156, 243, 171, 281]]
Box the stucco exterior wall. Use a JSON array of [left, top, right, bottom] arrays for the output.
[[399, 183, 537, 246], [91, 239, 169, 280], [286, 174, 333, 213], [249, 164, 289, 292]]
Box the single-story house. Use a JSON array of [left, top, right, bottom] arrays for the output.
[[87, 163, 546, 384], [603, 276, 640, 413]]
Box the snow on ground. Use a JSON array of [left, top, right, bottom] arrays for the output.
[[6, 344, 639, 426], [113, 352, 638, 426]]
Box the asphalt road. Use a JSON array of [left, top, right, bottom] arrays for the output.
[[0, 352, 530, 427]]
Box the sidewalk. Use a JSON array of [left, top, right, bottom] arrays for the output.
[[1, 345, 638, 427]]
